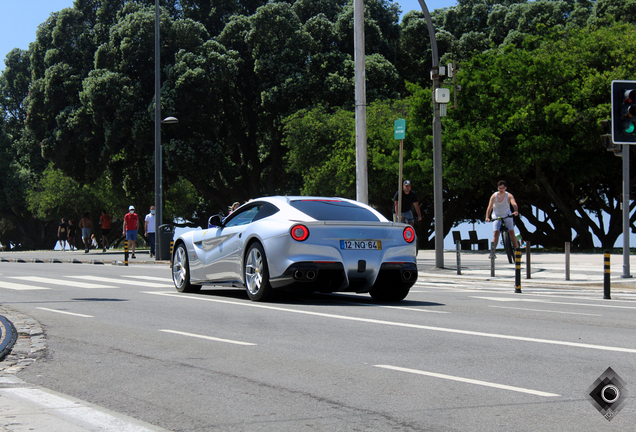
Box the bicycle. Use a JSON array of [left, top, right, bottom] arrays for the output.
[[492, 215, 515, 264]]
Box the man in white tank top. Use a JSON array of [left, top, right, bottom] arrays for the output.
[[485, 180, 519, 249]]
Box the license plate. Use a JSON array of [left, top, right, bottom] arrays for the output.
[[340, 240, 382, 250]]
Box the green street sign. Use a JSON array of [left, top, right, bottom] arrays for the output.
[[394, 118, 406, 140]]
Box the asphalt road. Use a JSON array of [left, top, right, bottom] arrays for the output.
[[0, 261, 635, 431]]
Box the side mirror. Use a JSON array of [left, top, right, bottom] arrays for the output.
[[208, 215, 222, 228]]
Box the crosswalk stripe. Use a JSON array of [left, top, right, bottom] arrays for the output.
[[10, 276, 117, 289], [122, 276, 173, 282], [67, 275, 173, 288], [0, 281, 50, 290]]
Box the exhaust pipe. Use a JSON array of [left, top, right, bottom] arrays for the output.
[[293, 270, 304, 280], [402, 270, 412, 281], [306, 270, 316, 280]]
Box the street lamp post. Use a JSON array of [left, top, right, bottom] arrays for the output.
[[416, 0, 444, 268], [154, 0, 161, 260], [154, 1, 178, 261]]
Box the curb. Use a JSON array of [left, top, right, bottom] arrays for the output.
[[0, 306, 46, 375], [0, 315, 17, 360], [3, 258, 171, 266]]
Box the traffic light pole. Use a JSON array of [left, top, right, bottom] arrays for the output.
[[622, 144, 631, 278]]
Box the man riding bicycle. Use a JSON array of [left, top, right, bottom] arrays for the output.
[[485, 180, 520, 249], [393, 180, 422, 226]]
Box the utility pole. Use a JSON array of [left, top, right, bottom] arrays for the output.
[[354, 0, 368, 204], [417, 0, 443, 267]]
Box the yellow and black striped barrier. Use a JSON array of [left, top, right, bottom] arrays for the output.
[[604, 250, 611, 299], [514, 249, 522, 293], [124, 240, 129, 266], [169, 240, 174, 268]]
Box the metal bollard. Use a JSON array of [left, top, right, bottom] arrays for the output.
[[124, 240, 129, 267], [490, 241, 496, 277], [526, 241, 531, 279], [565, 241, 570, 281], [515, 249, 522, 293], [456, 241, 461, 275], [604, 250, 611, 299]]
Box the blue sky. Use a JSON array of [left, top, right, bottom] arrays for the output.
[[0, 0, 457, 71]]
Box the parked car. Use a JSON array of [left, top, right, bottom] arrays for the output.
[[171, 196, 418, 301]]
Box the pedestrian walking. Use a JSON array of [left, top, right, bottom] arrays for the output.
[[123, 205, 139, 258], [144, 206, 156, 258], [57, 218, 68, 251], [79, 212, 93, 253], [393, 180, 422, 226], [99, 210, 112, 252], [67, 220, 77, 251]]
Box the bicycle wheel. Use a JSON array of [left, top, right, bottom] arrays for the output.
[[501, 230, 514, 264]]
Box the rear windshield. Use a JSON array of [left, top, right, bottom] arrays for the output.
[[290, 200, 381, 222]]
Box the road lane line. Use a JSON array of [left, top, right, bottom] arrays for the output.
[[145, 291, 636, 354], [159, 329, 256, 346], [36, 307, 93, 318], [122, 276, 173, 282], [473, 296, 636, 310], [374, 365, 560, 397], [489, 306, 601, 316], [0, 281, 49, 291], [10, 276, 116, 289], [68, 276, 173, 288]]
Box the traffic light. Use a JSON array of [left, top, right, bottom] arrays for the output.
[[611, 80, 636, 144]]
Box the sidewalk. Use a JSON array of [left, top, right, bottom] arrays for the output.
[[0, 248, 168, 265], [416, 249, 636, 290], [1, 247, 635, 289]]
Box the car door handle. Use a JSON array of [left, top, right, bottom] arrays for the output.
[[239, 233, 242, 238]]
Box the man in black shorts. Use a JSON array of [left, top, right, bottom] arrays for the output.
[[393, 180, 422, 226]]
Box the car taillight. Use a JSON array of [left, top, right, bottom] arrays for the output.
[[290, 224, 310, 241], [403, 226, 415, 243]]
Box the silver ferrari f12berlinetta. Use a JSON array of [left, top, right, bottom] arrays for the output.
[[171, 196, 418, 302]]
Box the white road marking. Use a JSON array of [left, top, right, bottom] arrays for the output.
[[145, 292, 636, 354], [36, 307, 93, 318], [374, 365, 560, 397], [159, 329, 256, 346], [123, 276, 173, 282], [489, 305, 601, 316], [0, 281, 49, 290], [0, 387, 167, 431], [473, 296, 636, 310], [10, 276, 116, 289], [68, 275, 172, 288]]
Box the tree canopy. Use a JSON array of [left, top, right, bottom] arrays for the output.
[[1, 0, 635, 249]]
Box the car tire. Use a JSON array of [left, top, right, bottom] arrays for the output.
[[369, 286, 410, 302], [244, 242, 274, 302], [172, 243, 201, 293]]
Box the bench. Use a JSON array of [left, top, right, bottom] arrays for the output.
[[451, 231, 473, 250], [469, 230, 489, 251], [452, 230, 488, 251]]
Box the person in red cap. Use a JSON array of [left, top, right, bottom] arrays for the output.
[[123, 205, 139, 258]]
